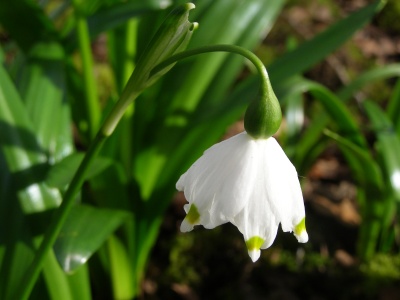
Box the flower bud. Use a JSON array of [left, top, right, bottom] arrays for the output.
[[125, 3, 198, 96]]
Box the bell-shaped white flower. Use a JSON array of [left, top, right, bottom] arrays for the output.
[[176, 131, 308, 262]]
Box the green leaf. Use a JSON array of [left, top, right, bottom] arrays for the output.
[[293, 114, 329, 173], [66, 264, 92, 300], [87, 1, 166, 39], [0, 53, 63, 300], [306, 81, 367, 147], [278, 78, 367, 147], [54, 204, 130, 273], [107, 235, 135, 300], [323, 129, 383, 189], [199, 0, 285, 108], [337, 64, 400, 101], [268, 0, 385, 84], [89, 163, 131, 210], [0, 56, 61, 213], [46, 153, 113, 189], [285, 92, 304, 140], [18, 42, 73, 162], [230, 0, 383, 109], [41, 249, 74, 300], [387, 78, 400, 135], [161, 0, 283, 115], [363, 100, 400, 201]]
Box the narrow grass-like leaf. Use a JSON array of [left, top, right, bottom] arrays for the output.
[[307, 81, 367, 147], [107, 235, 136, 300], [323, 129, 383, 189], [66, 264, 92, 300], [337, 64, 400, 101], [41, 249, 74, 300], [387, 78, 400, 135], [87, 1, 165, 38], [285, 93, 304, 138], [268, 0, 384, 85], [278, 78, 367, 147], [54, 204, 130, 273], [197, 0, 286, 108], [230, 0, 384, 110], [363, 100, 400, 201]]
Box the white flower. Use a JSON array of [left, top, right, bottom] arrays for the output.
[[176, 131, 308, 262]]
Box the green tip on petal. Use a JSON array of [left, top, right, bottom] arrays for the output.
[[246, 236, 264, 262], [246, 236, 264, 250], [294, 217, 308, 243], [181, 204, 200, 232], [186, 204, 200, 225]]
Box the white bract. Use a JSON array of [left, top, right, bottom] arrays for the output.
[[176, 131, 308, 262]]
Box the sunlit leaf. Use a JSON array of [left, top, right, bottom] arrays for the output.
[[18, 42, 73, 162], [107, 235, 135, 300], [0, 48, 63, 299], [54, 204, 130, 273], [0, 56, 61, 212]]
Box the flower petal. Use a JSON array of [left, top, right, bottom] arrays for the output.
[[261, 138, 307, 240], [177, 132, 308, 261], [232, 166, 279, 253], [177, 132, 259, 228]]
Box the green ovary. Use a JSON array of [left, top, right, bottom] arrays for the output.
[[294, 217, 306, 235], [186, 204, 200, 224], [246, 236, 264, 250]]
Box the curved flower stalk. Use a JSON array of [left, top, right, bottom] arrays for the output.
[[177, 132, 308, 262]]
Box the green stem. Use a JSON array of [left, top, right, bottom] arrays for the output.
[[153, 44, 281, 138], [73, 0, 101, 140], [121, 19, 138, 89], [14, 134, 104, 300], [152, 44, 270, 98], [119, 19, 138, 177], [13, 89, 138, 300]]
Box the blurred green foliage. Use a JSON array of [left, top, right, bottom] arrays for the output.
[[1, 0, 400, 299]]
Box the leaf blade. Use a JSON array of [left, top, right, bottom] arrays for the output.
[[54, 204, 130, 273]]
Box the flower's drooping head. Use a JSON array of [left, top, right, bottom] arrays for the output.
[[176, 132, 308, 262], [177, 52, 307, 261]]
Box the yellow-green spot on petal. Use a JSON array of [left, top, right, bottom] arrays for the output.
[[245, 236, 264, 251], [294, 217, 306, 235], [186, 204, 200, 224]]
